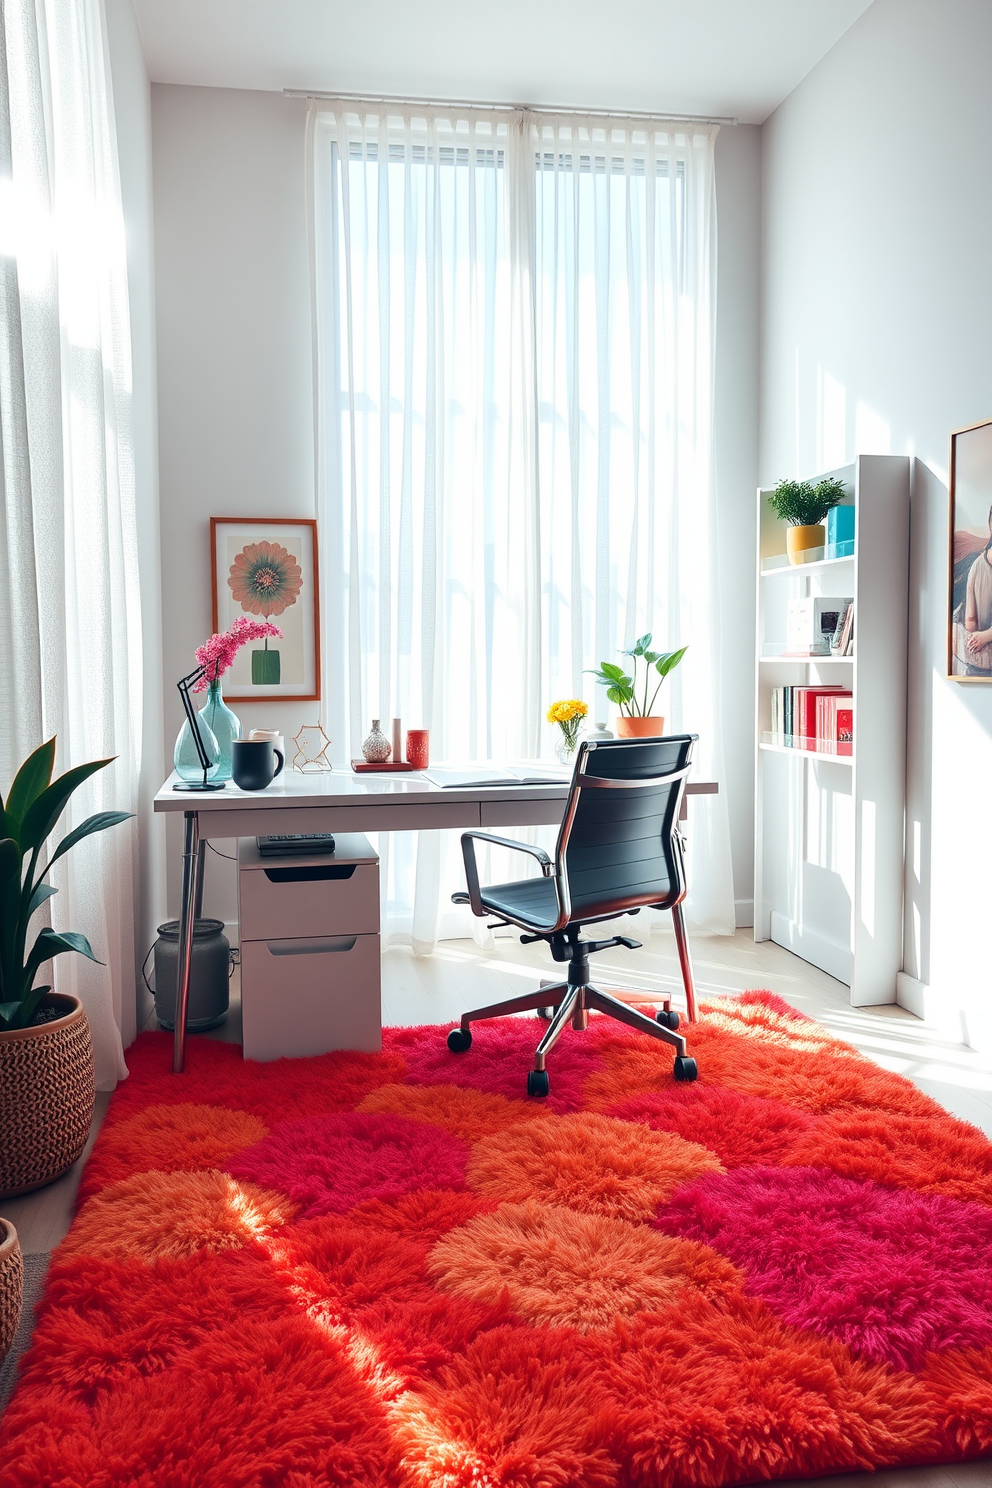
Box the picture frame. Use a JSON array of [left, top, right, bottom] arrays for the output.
[[210, 517, 320, 702], [948, 418, 992, 682]]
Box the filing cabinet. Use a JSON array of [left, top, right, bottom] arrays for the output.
[[237, 833, 380, 1060]]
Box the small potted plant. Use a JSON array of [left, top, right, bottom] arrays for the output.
[[0, 740, 131, 1198], [587, 636, 687, 738], [546, 699, 588, 764], [768, 477, 847, 564]]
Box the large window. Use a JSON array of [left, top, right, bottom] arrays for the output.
[[311, 106, 733, 943]]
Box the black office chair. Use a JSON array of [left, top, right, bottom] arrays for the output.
[[446, 734, 700, 1096]]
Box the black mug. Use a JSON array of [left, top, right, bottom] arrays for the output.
[[231, 738, 285, 791]]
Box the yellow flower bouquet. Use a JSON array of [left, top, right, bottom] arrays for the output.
[[546, 698, 588, 762]]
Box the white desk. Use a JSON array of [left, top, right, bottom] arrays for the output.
[[154, 766, 718, 1072]]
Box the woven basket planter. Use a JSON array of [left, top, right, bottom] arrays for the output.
[[0, 1218, 23, 1362], [0, 994, 95, 1199]]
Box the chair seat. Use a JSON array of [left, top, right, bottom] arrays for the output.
[[479, 876, 559, 929]]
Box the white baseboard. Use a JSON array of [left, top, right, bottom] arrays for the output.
[[734, 898, 754, 929], [895, 972, 926, 1019], [896, 971, 991, 1047], [769, 912, 852, 985]]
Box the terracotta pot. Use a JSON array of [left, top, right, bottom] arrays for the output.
[[616, 715, 665, 738], [0, 1217, 23, 1362], [786, 523, 825, 563], [0, 993, 95, 1199]]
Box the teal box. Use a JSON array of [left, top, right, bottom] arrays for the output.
[[826, 505, 855, 553]]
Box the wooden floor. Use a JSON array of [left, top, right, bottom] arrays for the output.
[[4, 930, 992, 1484]]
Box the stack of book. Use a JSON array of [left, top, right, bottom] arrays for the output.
[[769, 685, 854, 755]]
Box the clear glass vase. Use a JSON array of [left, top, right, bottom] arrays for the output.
[[555, 732, 578, 766], [197, 679, 242, 782], [173, 710, 221, 785]]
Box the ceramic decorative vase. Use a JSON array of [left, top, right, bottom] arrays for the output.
[[585, 720, 614, 740], [362, 720, 392, 763], [197, 680, 242, 782], [173, 709, 221, 784]]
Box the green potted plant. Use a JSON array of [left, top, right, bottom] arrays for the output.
[[0, 740, 131, 1198], [587, 636, 687, 737], [768, 477, 847, 564]]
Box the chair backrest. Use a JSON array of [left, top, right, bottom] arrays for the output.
[[554, 734, 697, 924]]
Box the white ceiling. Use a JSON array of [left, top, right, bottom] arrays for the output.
[[132, 0, 874, 125]]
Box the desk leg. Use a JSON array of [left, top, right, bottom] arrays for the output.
[[173, 810, 201, 1073]]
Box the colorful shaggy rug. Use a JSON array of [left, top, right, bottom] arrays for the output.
[[2, 991, 992, 1487]]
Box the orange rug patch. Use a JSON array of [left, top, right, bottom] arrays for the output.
[[1, 991, 990, 1487]]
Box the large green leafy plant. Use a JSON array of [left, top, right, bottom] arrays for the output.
[[587, 635, 688, 717], [0, 740, 131, 1031]]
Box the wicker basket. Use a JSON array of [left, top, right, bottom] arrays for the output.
[[0, 1218, 23, 1362], [0, 994, 95, 1199]]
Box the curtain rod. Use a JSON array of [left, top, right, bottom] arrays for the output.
[[282, 89, 736, 127]]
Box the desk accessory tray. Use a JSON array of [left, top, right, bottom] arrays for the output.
[[351, 759, 415, 773]]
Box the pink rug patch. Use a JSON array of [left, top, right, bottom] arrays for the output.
[[655, 1165, 992, 1371], [607, 1083, 815, 1168], [228, 1112, 469, 1218], [384, 1017, 605, 1113]]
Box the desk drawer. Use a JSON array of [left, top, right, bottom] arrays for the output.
[[241, 933, 381, 1060], [239, 861, 379, 941]]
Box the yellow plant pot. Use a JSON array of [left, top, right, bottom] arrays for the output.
[[616, 715, 665, 738], [786, 524, 825, 564]]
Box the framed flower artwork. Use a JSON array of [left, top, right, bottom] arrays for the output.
[[210, 518, 320, 701]]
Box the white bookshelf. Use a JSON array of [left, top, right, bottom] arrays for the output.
[[753, 455, 910, 1005]]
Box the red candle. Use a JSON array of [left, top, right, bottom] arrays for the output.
[[406, 729, 429, 770]]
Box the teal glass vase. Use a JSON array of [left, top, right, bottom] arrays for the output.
[[197, 679, 242, 782], [173, 711, 221, 785]]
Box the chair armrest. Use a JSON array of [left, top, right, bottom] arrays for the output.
[[459, 831, 555, 918]]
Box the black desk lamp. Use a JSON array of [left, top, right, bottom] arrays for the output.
[[172, 666, 226, 792]]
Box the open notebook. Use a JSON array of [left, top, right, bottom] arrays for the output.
[[423, 766, 571, 789]]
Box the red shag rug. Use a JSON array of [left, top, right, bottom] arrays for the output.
[[2, 991, 992, 1487]]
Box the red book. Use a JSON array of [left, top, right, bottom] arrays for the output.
[[796, 687, 848, 749], [836, 707, 854, 755]]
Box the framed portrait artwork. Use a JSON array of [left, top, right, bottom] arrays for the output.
[[948, 418, 992, 682], [210, 517, 320, 702]]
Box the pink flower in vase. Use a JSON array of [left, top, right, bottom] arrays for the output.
[[193, 616, 283, 690]]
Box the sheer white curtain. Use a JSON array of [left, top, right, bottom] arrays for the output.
[[310, 103, 734, 949], [1, 0, 141, 1085]]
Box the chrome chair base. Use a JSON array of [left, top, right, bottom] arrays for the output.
[[446, 974, 698, 1095]]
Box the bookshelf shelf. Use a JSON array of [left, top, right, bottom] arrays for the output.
[[759, 654, 853, 665], [753, 456, 910, 1005], [760, 553, 855, 579], [758, 740, 853, 767]]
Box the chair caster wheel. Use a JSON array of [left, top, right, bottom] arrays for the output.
[[527, 1069, 550, 1098], [656, 1008, 680, 1030], [536, 1007, 554, 1021], [673, 1056, 698, 1082], [447, 1027, 472, 1053]]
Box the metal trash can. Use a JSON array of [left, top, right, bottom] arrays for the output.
[[151, 918, 231, 1032]]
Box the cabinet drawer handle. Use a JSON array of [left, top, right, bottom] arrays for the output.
[[265, 937, 358, 956], [263, 865, 357, 884]]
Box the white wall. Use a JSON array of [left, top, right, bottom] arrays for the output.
[[760, 0, 992, 1042], [150, 86, 761, 925], [105, 0, 164, 1032], [151, 86, 315, 922]]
